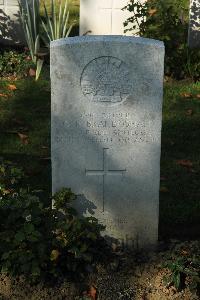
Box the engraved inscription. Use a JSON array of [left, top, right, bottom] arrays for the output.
[[57, 112, 157, 146], [80, 56, 131, 103], [100, 218, 128, 231]]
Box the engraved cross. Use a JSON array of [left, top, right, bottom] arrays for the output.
[[85, 148, 126, 212]]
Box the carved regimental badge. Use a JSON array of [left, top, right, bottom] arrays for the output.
[[81, 56, 131, 103]]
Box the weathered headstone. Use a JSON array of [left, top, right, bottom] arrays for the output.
[[188, 0, 200, 48], [51, 36, 164, 249], [80, 0, 145, 36]]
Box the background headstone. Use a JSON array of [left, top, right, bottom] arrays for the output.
[[188, 0, 200, 48], [51, 36, 164, 249], [80, 0, 146, 36], [0, 0, 29, 45]]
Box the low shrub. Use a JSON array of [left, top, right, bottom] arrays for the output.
[[0, 160, 105, 282], [123, 0, 200, 80], [0, 50, 33, 79], [163, 242, 200, 294]]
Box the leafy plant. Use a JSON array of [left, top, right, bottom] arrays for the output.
[[0, 161, 106, 282], [123, 0, 200, 80], [163, 246, 200, 293], [0, 161, 52, 281], [18, 0, 76, 79], [0, 50, 33, 78], [18, 0, 44, 80], [52, 188, 105, 276], [41, 0, 74, 46]]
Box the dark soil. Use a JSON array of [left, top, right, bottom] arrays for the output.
[[0, 240, 199, 300]]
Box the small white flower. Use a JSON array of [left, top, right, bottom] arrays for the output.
[[25, 214, 32, 222]]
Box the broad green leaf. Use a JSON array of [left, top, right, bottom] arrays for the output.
[[15, 231, 25, 242]]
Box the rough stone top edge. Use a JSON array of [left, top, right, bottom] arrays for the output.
[[50, 35, 164, 48]]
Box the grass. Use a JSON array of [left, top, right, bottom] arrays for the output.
[[160, 80, 200, 239], [0, 77, 200, 239], [0, 78, 51, 202]]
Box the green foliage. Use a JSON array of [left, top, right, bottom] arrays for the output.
[[0, 161, 53, 281], [123, 0, 200, 80], [163, 245, 200, 293], [18, 0, 76, 79], [52, 188, 105, 276], [0, 51, 32, 78], [41, 0, 74, 46], [0, 161, 105, 282], [19, 0, 44, 80]]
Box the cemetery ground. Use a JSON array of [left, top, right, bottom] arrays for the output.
[[0, 74, 200, 299]]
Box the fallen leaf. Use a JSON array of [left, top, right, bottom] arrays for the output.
[[181, 250, 189, 256], [176, 159, 193, 168], [186, 109, 193, 116], [2, 189, 11, 195], [0, 93, 8, 98], [160, 187, 169, 193], [25, 55, 32, 61], [29, 68, 36, 77], [50, 249, 60, 261], [149, 8, 157, 16], [180, 92, 193, 98], [17, 133, 29, 145], [7, 84, 17, 91], [195, 94, 200, 99], [87, 286, 97, 300], [6, 75, 18, 81]]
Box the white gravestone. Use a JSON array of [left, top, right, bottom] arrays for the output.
[[51, 36, 164, 249], [0, 0, 28, 45], [188, 0, 200, 48], [80, 0, 145, 36]]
